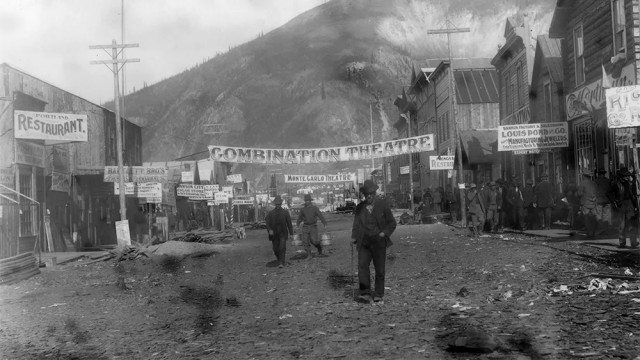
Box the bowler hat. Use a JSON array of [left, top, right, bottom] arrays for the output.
[[273, 195, 283, 205], [304, 194, 313, 201], [360, 179, 379, 194]]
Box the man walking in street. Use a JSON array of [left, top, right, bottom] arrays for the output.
[[578, 172, 598, 238], [351, 180, 397, 304], [265, 195, 294, 268], [297, 193, 328, 259], [534, 173, 555, 230], [467, 183, 485, 236], [612, 167, 639, 248]]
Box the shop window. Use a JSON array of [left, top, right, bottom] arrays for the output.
[[19, 173, 33, 235], [612, 0, 627, 55], [575, 121, 594, 181], [574, 25, 585, 85]]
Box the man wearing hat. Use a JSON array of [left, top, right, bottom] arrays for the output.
[[466, 183, 485, 236], [483, 181, 501, 233], [351, 179, 396, 303], [611, 167, 639, 248], [534, 173, 555, 230], [265, 195, 294, 268], [297, 193, 328, 259], [578, 172, 598, 238]]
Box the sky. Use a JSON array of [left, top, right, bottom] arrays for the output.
[[1, 0, 326, 105]]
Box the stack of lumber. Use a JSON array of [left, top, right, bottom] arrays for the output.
[[0, 252, 40, 285], [172, 228, 235, 244]]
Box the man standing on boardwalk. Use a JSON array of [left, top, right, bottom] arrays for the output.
[[351, 180, 397, 304], [265, 195, 294, 268], [534, 174, 555, 230], [297, 193, 328, 259]]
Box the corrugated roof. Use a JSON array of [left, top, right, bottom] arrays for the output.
[[455, 68, 499, 104], [421, 58, 498, 104]]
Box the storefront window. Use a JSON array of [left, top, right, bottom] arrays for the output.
[[575, 121, 593, 181], [19, 173, 33, 235]]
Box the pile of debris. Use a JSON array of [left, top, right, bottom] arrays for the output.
[[0, 252, 40, 285], [245, 221, 267, 230], [171, 228, 236, 244]]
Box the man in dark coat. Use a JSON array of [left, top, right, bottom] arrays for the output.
[[612, 167, 639, 248], [351, 180, 397, 304], [534, 173, 555, 230], [522, 179, 536, 230], [507, 178, 526, 230], [266, 195, 294, 268]]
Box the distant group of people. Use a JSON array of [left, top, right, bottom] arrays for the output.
[[463, 173, 557, 236]]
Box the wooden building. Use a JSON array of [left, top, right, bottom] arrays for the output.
[[0, 63, 142, 258], [491, 14, 536, 185], [549, 0, 640, 183], [529, 34, 570, 190], [405, 58, 500, 190]]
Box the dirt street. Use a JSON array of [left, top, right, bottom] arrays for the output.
[[1, 212, 640, 359]]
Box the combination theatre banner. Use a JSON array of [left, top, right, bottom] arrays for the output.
[[208, 135, 435, 164], [498, 122, 569, 152], [14, 111, 88, 142], [284, 173, 356, 183]]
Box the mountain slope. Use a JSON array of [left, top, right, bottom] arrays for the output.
[[115, 0, 554, 171]]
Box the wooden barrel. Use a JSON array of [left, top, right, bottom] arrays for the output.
[[320, 233, 332, 246], [292, 233, 303, 246]]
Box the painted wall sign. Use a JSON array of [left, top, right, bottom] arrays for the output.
[[14, 110, 88, 142], [16, 140, 45, 167], [566, 63, 635, 120], [429, 156, 455, 170], [498, 122, 569, 152], [284, 173, 355, 183], [208, 135, 435, 164]]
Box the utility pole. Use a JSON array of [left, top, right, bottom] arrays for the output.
[[90, 40, 139, 222], [369, 103, 375, 178], [400, 112, 414, 214], [428, 23, 470, 227]]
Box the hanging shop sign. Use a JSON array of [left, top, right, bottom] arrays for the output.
[[14, 111, 88, 142], [114, 182, 162, 200], [498, 122, 569, 152], [284, 173, 355, 183], [606, 85, 640, 129], [227, 174, 243, 183], [208, 135, 435, 164], [51, 172, 70, 193], [429, 156, 454, 170], [103, 166, 168, 183], [181, 171, 194, 182], [400, 166, 410, 175], [176, 184, 219, 200], [232, 198, 254, 205], [614, 128, 636, 146]]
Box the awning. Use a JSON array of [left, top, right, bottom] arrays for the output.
[[458, 130, 498, 165]]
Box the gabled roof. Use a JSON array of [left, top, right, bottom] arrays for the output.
[[532, 34, 562, 84], [549, 1, 573, 39]]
